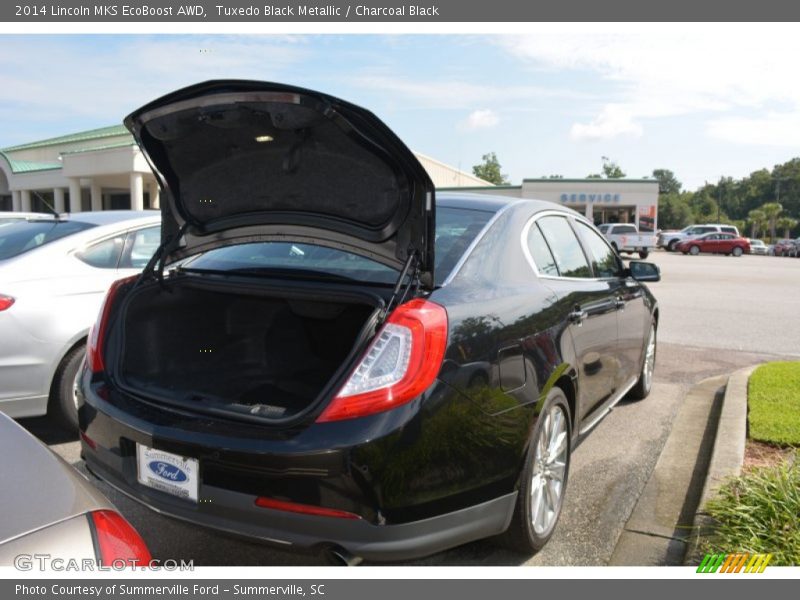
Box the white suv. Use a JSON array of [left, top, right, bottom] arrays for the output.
[[658, 224, 740, 251]]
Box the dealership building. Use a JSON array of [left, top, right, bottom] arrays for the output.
[[1, 126, 658, 230], [442, 178, 660, 231]]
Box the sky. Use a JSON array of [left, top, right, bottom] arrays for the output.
[[1, 26, 799, 191]]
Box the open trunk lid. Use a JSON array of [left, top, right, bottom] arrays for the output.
[[125, 80, 436, 287]]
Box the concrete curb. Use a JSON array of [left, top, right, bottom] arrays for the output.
[[682, 364, 758, 564]]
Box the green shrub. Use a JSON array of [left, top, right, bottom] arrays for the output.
[[705, 457, 800, 566]]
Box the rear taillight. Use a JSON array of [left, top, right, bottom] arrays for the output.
[[0, 295, 14, 311], [317, 298, 448, 422], [89, 510, 151, 566], [86, 275, 137, 374]]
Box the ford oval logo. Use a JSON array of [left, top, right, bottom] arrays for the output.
[[148, 461, 187, 482]]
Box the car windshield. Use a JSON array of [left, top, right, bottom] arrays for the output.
[[0, 220, 97, 260], [184, 206, 494, 286]]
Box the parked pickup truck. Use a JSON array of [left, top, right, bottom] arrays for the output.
[[598, 223, 657, 259]]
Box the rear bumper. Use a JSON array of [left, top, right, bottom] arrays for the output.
[[79, 378, 518, 561], [83, 450, 515, 561]]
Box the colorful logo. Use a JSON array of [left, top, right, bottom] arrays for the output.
[[697, 553, 772, 573], [148, 460, 188, 482]]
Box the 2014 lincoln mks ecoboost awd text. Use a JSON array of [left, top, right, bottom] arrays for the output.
[[78, 81, 660, 564]]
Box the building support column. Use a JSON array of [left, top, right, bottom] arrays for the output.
[[130, 173, 144, 211], [584, 203, 594, 221], [148, 181, 160, 209], [90, 180, 102, 211], [68, 178, 82, 212], [20, 190, 32, 212], [53, 188, 66, 213], [11, 190, 21, 212]]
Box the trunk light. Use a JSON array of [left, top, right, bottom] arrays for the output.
[[89, 510, 151, 566], [254, 497, 362, 520], [86, 275, 138, 373], [317, 298, 448, 422], [0, 295, 14, 311], [80, 431, 97, 450]]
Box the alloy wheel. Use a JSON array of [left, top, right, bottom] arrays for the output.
[[530, 404, 569, 535], [689, 246, 700, 255], [642, 325, 656, 392]]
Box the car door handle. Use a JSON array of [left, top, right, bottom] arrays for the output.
[[568, 308, 587, 325]]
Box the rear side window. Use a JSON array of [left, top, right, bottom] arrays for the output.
[[576, 222, 621, 278], [720, 227, 737, 235], [0, 220, 96, 260], [535, 216, 592, 278], [121, 226, 161, 269], [614, 224, 638, 234], [75, 235, 125, 268], [526, 223, 559, 277]]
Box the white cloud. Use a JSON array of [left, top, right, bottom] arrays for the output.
[[499, 25, 800, 143], [461, 109, 499, 130], [0, 36, 309, 125], [707, 113, 800, 147], [570, 104, 642, 140], [351, 74, 590, 109]]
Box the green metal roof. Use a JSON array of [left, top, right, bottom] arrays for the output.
[[0, 151, 62, 173], [60, 141, 137, 155], [1, 125, 130, 152]]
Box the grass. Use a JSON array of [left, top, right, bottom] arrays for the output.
[[704, 457, 800, 566], [748, 362, 800, 446]]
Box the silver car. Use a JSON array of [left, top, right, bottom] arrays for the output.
[[0, 412, 151, 567], [749, 238, 768, 255], [0, 211, 161, 428]]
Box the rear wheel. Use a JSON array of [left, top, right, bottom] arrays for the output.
[[49, 344, 85, 431], [628, 322, 656, 400], [732, 246, 743, 257], [667, 239, 679, 252], [638, 249, 650, 259], [501, 388, 571, 553], [689, 245, 700, 255]]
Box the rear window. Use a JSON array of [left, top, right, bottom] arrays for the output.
[[720, 226, 738, 235], [184, 206, 493, 286], [613, 224, 638, 234], [0, 220, 96, 260]]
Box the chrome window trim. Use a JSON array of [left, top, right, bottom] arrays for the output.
[[439, 200, 525, 287], [520, 210, 623, 283]]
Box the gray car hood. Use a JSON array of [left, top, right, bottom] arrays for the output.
[[125, 80, 436, 286]]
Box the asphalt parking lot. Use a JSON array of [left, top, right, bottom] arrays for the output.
[[22, 250, 800, 566]]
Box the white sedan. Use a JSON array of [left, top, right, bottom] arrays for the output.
[[748, 239, 768, 255], [0, 211, 160, 428]]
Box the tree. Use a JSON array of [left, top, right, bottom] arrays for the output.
[[652, 169, 682, 195], [748, 208, 766, 239], [601, 156, 626, 179], [472, 152, 510, 185], [776, 216, 798, 239], [760, 202, 783, 242], [657, 193, 693, 229]]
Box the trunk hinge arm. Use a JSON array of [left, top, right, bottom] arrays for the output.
[[136, 222, 190, 289], [380, 252, 420, 323]]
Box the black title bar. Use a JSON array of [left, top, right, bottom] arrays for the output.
[[4, 0, 800, 22]]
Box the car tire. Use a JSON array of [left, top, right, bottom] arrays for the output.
[[732, 246, 743, 257], [638, 249, 650, 259], [49, 344, 85, 431], [500, 388, 571, 554], [689, 245, 700, 255], [628, 321, 656, 401], [667, 240, 679, 252]]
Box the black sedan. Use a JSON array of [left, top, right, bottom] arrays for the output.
[[78, 80, 660, 564]]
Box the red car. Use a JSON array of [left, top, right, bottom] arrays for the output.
[[677, 232, 750, 256]]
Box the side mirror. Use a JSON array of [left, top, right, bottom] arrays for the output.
[[628, 261, 661, 282]]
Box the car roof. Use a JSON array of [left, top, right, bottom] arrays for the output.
[[53, 210, 160, 225], [436, 192, 581, 218]]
